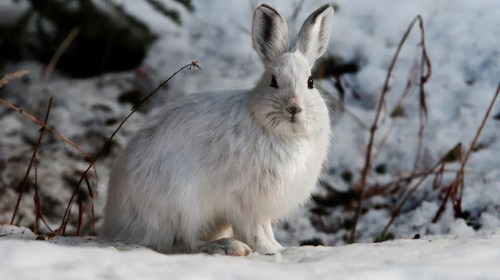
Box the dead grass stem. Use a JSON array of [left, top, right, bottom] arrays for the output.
[[58, 61, 201, 234], [433, 82, 500, 222], [10, 98, 53, 225], [349, 15, 431, 243]]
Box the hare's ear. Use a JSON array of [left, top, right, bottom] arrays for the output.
[[252, 4, 289, 66], [295, 4, 334, 66]]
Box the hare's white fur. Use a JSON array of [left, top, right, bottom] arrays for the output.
[[102, 4, 334, 255]]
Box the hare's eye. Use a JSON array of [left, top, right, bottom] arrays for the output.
[[270, 75, 279, 88], [308, 76, 314, 89]]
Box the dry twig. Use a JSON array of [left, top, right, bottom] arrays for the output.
[[0, 70, 30, 88], [378, 143, 461, 239], [1, 71, 98, 232], [349, 15, 431, 243], [10, 98, 53, 225], [433, 82, 500, 222], [58, 61, 201, 234], [0, 98, 90, 158], [372, 52, 420, 162], [43, 27, 81, 81]]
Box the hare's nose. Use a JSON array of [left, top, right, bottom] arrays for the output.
[[287, 106, 302, 115]]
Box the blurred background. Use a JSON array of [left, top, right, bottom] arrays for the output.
[[0, 0, 499, 246]]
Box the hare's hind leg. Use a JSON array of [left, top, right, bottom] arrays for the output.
[[195, 238, 252, 256], [193, 223, 252, 256]]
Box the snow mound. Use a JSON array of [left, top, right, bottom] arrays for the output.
[[2, 225, 500, 280]]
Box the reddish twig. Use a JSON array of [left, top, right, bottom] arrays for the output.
[[373, 50, 420, 162], [1, 70, 91, 161], [413, 17, 432, 171], [349, 15, 430, 243], [43, 27, 80, 81], [33, 152, 39, 234], [1, 70, 89, 234], [378, 143, 460, 239], [377, 164, 479, 192], [0, 70, 30, 88], [10, 98, 53, 224], [432, 144, 464, 222], [58, 61, 201, 234], [0, 98, 92, 161], [1, 96, 97, 233], [433, 82, 500, 222]]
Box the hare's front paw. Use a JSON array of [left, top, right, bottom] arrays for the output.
[[254, 242, 283, 255], [196, 238, 253, 256], [233, 222, 284, 255]]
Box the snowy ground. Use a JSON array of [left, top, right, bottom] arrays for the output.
[[2, 225, 500, 280], [1, 0, 500, 277]]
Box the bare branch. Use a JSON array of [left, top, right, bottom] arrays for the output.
[[58, 61, 201, 234], [349, 15, 431, 243], [10, 98, 53, 225]]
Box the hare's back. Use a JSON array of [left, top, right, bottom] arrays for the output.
[[147, 90, 249, 138], [126, 90, 252, 167]]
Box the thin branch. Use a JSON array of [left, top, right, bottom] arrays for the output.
[[377, 165, 482, 191], [0, 70, 30, 88], [374, 18, 432, 184], [413, 17, 432, 171], [378, 143, 460, 239], [0, 98, 91, 159], [378, 166, 437, 240], [349, 15, 429, 243], [433, 81, 500, 222], [1, 96, 97, 230], [33, 152, 39, 234], [10, 98, 53, 224], [58, 61, 201, 234], [43, 27, 81, 81], [372, 55, 420, 162]]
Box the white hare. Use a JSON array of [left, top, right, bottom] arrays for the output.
[[102, 4, 334, 256]]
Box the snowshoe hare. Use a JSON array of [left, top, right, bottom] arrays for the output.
[[102, 4, 334, 256]]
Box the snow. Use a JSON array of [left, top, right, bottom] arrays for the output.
[[1, 0, 500, 277], [2, 225, 500, 280]]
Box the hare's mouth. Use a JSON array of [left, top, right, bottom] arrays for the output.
[[288, 113, 303, 124]]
